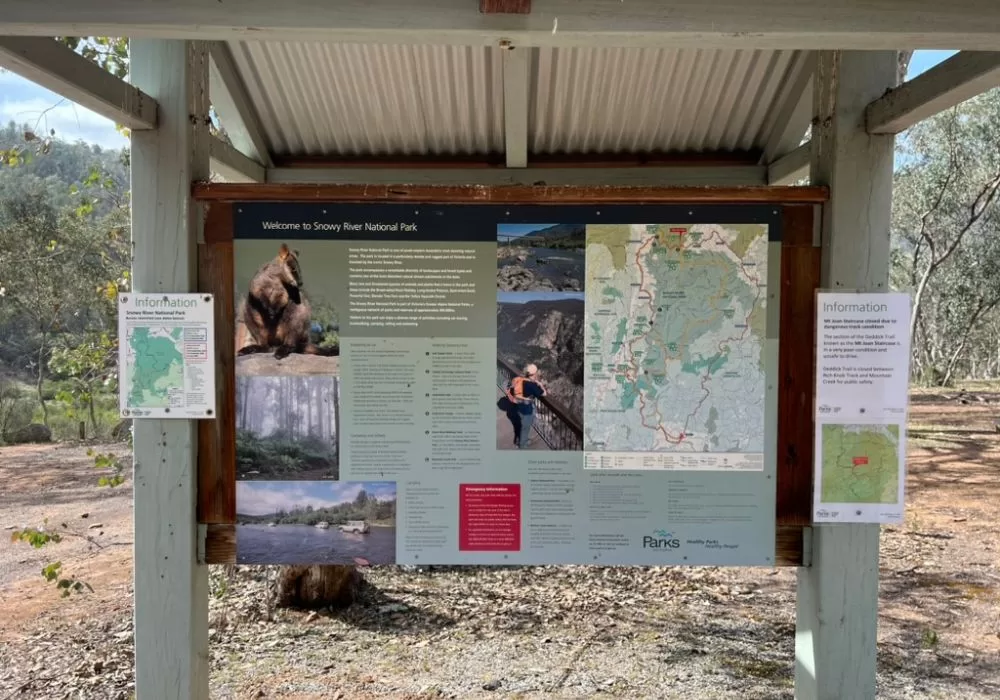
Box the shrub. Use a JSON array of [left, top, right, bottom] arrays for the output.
[[0, 381, 37, 443]]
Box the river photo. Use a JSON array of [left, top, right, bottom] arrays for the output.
[[235, 480, 397, 565], [497, 223, 585, 292], [236, 523, 396, 565]]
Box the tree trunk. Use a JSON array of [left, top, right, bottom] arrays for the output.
[[333, 378, 340, 462], [88, 394, 98, 435], [909, 263, 934, 351], [307, 378, 313, 437], [276, 564, 358, 609], [35, 338, 48, 426]]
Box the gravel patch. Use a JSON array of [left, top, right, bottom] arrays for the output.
[[1, 560, 997, 699], [1, 393, 998, 698]]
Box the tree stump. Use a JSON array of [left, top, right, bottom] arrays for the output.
[[276, 565, 357, 609], [111, 419, 132, 442]]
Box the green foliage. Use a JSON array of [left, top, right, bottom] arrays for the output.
[[11, 526, 62, 548], [309, 302, 341, 352], [88, 447, 127, 487], [237, 493, 396, 527], [31, 393, 118, 441], [892, 87, 1000, 385], [48, 332, 118, 434], [236, 429, 338, 479], [41, 561, 94, 598], [0, 378, 36, 442], [11, 520, 105, 597], [921, 628, 939, 649], [57, 37, 129, 80], [2, 36, 133, 598], [0, 117, 131, 428]]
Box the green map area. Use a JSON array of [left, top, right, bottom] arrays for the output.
[[127, 327, 185, 408], [584, 223, 769, 454], [821, 424, 900, 504]]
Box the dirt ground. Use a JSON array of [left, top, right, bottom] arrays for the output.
[[0, 390, 997, 699]]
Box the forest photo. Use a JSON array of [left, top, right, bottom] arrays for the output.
[[236, 375, 340, 481]]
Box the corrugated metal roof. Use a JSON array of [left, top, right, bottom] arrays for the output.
[[530, 47, 804, 155], [229, 41, 505, 157], [224, 40, 809, 160]]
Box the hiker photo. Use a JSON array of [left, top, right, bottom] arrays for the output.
[[234, 239, 343, 376], [496, 291, 585, 452], [496, 223, 585, 292]]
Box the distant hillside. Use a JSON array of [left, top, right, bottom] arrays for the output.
[[496, 299, 585, 422], [0, 120, 128, 217], [502, 223, 585, 249], [237, 496, 396, 526]]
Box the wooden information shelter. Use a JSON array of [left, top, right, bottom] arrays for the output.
[[192, 183, 826, 567], [3, 3, 1000, 698]]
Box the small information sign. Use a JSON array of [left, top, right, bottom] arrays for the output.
[[118, 293, 216, 419], [813, 291, 911, 524]]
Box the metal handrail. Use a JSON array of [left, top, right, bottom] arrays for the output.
[[496, 357, 583, 451]]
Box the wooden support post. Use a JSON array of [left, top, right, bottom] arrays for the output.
[[502, 46, 530, 168], [796, 50, 898, 700], [130, 39, 211, 700]]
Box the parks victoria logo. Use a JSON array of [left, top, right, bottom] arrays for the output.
[[643, 529, 681, 550]]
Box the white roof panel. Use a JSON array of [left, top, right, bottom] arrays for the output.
[[223, 40, 810, 161]]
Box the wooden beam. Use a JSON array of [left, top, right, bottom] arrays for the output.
[[776, 204, 821, 527], [768, 142, 811, 185], [208, 42, 273, 168], [3, 1, 1000, 49], [130, 39, 210, 700], [502, 46, 530, 168], [762, 52, 815, 164], [866, 50, 1000, 134], [266, 165, 769, 186], [269, 150, 764, 169], [796, 50, 898, 700], [197, 206, 236, 523], [481, 0, 531, 13], [192, 182, 829, 203], [0, 36, 157, 130], [210, 136, 265, 183], [204, 524, 237, 564]]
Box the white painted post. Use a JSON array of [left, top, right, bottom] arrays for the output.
[[130, 39, 211, 700], [795, 50, 898, 700]]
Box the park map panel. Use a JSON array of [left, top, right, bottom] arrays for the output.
[[583, 223, 768, 471]]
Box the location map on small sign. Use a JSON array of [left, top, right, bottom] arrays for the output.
[[813, 291, 911, 524], [118, 293, 216, 419]]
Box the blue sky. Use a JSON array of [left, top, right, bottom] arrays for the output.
[[906, 50, 957, 79], [0, 50, 958, 153], [497, 223, 560, 238], [0, 68, 130, 150], [498, 291, 585, 304], [236, 480, 396, 516]]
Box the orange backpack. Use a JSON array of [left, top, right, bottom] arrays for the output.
[[506, 376, 527, 404]]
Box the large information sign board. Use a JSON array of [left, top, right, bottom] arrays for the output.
[[118, 293, 216, 419], [230, 203, 781, 567], [813, 291, 912, 524]]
